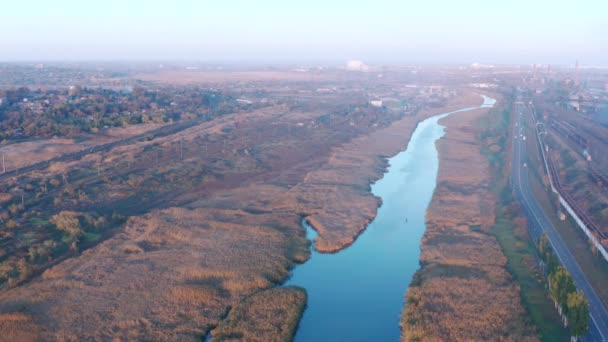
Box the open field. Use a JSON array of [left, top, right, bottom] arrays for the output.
[[0, 123, 166, 170], [209, 286, 306, 342], [296, 91, 486, 252], [402, 96, 539, 341], [135, 70, 333, 84], [0, 206, 308, 340], [0, 71, 485, 339]]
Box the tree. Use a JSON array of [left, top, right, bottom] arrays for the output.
[[539, 232, 549, 255], [539, 233, 559, 273], [567, 291, 589, 340], [16, 258, 30, 281], [51, 211, 82, 238], [6, 219, 18, 230], [549, 266, 575, 318]]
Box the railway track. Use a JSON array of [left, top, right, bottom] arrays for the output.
[[546, 149, 607, 241], [529, 103, 607, 241], [550, 118, 588, 150], [548, 118, 608, 193], [0, 114, 216, 182]]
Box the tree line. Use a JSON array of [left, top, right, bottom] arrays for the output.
[[538, 233, 590, 340], [0, 86, 234, 140]]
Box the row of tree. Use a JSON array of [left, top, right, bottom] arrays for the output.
[[538, 233, 590, 340], [0, 86, 233, 140]]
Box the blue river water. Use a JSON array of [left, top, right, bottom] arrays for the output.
[[285, 96, 495, 341]]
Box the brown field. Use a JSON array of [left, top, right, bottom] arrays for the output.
[[401, 102, 538, 341], [291, 91, 486, 252], [0, 123, 165, 170], [209, 286, 306, 342], [0, 84, 486, 339], [0, 206, 308, 341], [134, 70, 332, 84]]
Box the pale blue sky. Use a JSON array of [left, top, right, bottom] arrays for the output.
[[1, 0, 606, 65]]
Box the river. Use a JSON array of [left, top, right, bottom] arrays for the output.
[[285, 95, 496, 341]]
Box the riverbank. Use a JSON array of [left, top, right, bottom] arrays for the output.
[[0, 90, 485, 340], [290, 91, 485, 253], [401, 95, 539, 340], [209, 286, 306, 342], [285, 106, 470, 341]]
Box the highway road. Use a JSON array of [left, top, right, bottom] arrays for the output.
[[512, 101, 608, 341]]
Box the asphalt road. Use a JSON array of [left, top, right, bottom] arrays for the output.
[[512, 101, 608, 341]]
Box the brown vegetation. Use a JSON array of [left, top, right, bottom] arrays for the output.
[[0, 206, 308, 340], [0, 82, 486, 339], [292, 91, 486, 252], [0, 123, 165, 170], [401, 101, 538, 341], [135, 70, 331, 84], [209, 286, 306, 342]]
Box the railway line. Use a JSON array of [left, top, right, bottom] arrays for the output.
[[544, 113, 608, 192], [530, 103, 608, 241], [0, 113, 219, 182]]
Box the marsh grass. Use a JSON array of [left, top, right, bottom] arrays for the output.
[[210, 286, 306, 342]]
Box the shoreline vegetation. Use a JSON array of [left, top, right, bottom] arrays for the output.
[[209, 286, 306, 342], [401, 93, 541, 340], [0, 90, 484, 340], [302, 91, 485, 252], [207, 91, 489, 340]]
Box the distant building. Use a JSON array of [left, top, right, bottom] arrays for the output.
[[236, 99, 253, 105], [380, 98, 405, 111], [346, 60, 369, 72], [470, 83, 498, 89], [470, 62, 495, 69], [68, 85, 82, 97], [370, 100, 383, 107]]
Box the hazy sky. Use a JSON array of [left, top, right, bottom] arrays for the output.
[[1, 0, 607, 65]]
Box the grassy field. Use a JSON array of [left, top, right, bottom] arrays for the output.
[[490, 212, 568, 341]]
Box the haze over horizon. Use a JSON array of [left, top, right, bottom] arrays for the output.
[[1, 0, 607, 66]]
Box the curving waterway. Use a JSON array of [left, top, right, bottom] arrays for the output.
[[285, 95, 495, 341]]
